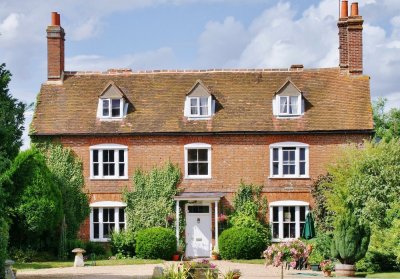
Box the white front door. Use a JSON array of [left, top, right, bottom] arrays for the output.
[[185, 204, 212, 258]]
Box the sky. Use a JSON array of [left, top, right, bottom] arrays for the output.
[[1, 0, 400, 149]]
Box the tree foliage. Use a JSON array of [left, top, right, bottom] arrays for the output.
[[324, 140, 400, 228], [311, 175, 334, 233], [0, 149, 63, 250], [124, 162, 180, 234], [0, 63, 26, 173], [38, 143, 89, 240], [373, 97, 400, 142], [331, 210, 370, 265]]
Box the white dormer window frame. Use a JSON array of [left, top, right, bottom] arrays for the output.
[[90, 144, 128, 180], [269, 142, 309, 179], [278, 95, 302, 116], [185, 96, 213, 119], [99, 98, 124, 119]]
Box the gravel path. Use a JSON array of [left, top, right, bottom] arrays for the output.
[[17, 261, 326, 279]]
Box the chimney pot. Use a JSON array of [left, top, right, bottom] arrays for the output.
[[340, 0, 348, 18], [351, 2, 359, 17], [51, 12, 58, 26], [56, 13, 60, 26]]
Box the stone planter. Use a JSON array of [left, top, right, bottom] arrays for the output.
[[189, 268, 218, 279], [310, 263, 320, 271], [335, 264, 355, 277]]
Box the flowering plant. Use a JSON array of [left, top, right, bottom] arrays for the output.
[[218, 213, 228, 223], [183, 259, 217, 269], [263, 239, 310, 268], [319, 259, 334, 272]]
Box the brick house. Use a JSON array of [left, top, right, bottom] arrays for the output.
[[31, 1, 372, 257]]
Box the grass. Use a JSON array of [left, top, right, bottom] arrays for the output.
[[366, 272, 400, 278], [229, 259, 265, 264], [14, 258, 164, 270]]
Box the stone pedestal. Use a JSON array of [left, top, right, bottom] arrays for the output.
[[72, 248, 86, 267], [4, 260, 16, 279]]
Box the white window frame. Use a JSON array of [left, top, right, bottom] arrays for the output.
[[90, 144, 128, 180], [184, 143, 212, 179], [98, 98, 125, 119], [269, 142, 309, 178], [269, 200, 309, 242], [185, 96, 213, 119], [273, 94, 303, 117], [90, 201, 127, 242]]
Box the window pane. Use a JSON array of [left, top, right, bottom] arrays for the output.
[[102, 100, 109, 116], [300, 207, 306, 221], [283, 165, 289, 175], [119, 208, 125, 222], [93, 150, 99, 162], [289, 96, 298, 114], [94, 224, 99, 239], [273, 148, 279, 161], [280, 97, 288, 113], [273, 162, 279, 175], [112, 100, 120, 117], [198, 163, 208, 175], [109, 164, 115, 176], [283, 223, 289, 238], [289, 150, 295, 161], [109, 209, 115, 222], [198, 149, 208, 161], [283, 150, 289, 161], [190, 98, 198, 106], [191, 107, 198, 115], [290, 207, 295, 222], [300, 148, 305, 161], [119, 224, 125, 231], [273, 223, 279, 238], [188, 163, 198, 175], [93, 209, 99, 222], [273, 207, 279, 222], [104, 164, 109, 175], [188, 206, 209, 213], [119, 150, 124, 162], [103, 209, 109, 222], [199, 97, 208, 106], [289, 165, 295, 174], [103, 150, 109, 162], [119, 163, 124, 176], [94, 163, 99, 176], [300, 223, 305, 236], [188, 149, 197, 161], [109, 151, 115, 162], [300, 162, 306, 175], [283, 207, 290, 221], [290, 223, 296, 238], [200, 106, 208, 115]]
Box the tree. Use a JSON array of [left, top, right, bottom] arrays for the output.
[[124, 162, 180, 234], [38, 144, 89, 241], [0, 63, 26, 173], [0, 149, 63, 252], [373, 97, 400, 142]]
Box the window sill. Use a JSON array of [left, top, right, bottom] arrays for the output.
[[98, 117, 125, 121], [184, 175, 212, 180], [271, 237, 297, 243], [90, 177, 129, 181], [90, 239, 110, 242], [268, 176, 310, 180], [186, 116, 212, 120]]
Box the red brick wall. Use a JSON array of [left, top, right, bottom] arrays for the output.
[[58, 133, 367, 240]]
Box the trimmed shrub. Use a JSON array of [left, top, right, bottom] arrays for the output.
[[219, 227, 265, 260], [229, 213, 271, 247], [135, 227, 176, 260], [111, 230, 136, 257]]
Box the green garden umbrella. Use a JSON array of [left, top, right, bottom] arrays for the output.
[[301, 212, 316, 240]]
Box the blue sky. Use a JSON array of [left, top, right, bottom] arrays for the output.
[[0, 0, 400, 148]]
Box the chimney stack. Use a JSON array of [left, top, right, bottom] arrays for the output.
[[338, 1, 364, 75], [47, 12, 65, 82]]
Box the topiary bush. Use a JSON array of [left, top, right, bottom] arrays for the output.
[[219, 227, 265, 260], [229, 213, 271, 247], [111, 230, 136, 258], [135, 227, 176, 260], [331, 211, 370, 265]]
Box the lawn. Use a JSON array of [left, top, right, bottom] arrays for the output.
[[229, 259, 264, 264], [366, 272, 400, 278], [14, 258, 164, 270]]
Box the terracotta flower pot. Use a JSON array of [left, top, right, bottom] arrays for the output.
[[211, 254, 219, 260], [335, 264, 355, 277], [323, 270, 332, 277]]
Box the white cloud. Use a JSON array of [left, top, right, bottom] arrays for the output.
[[0, 13, 20, 41]]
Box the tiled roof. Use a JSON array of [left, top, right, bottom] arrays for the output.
[[31, 67, 373, 135]]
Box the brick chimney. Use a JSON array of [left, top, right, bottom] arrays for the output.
[[338, 1, 364, 75], [46, 12, 65, 82]]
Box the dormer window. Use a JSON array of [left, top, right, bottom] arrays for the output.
[[184, 80, 215, 119], [97, 82, 129, 120], [273, 80, 304, 117], [102, 99, 123, 118]]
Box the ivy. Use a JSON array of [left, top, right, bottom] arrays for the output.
[[124, 162, 181, 234], [311, 174, 334, 233]]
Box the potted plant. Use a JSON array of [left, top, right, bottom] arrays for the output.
[[223, 269, 242, 279], [320, 259, 334, 277], [331, 211, 370, 277], [211, 247, 220, 260], [307, 249, 323, 271], [184, 259, 218, 279]]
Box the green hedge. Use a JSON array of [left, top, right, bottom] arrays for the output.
[[135, 227, 176, 260], [111, 230, 136, 257], [219, 227, 265, 260], [0, 218, 8, 279]]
